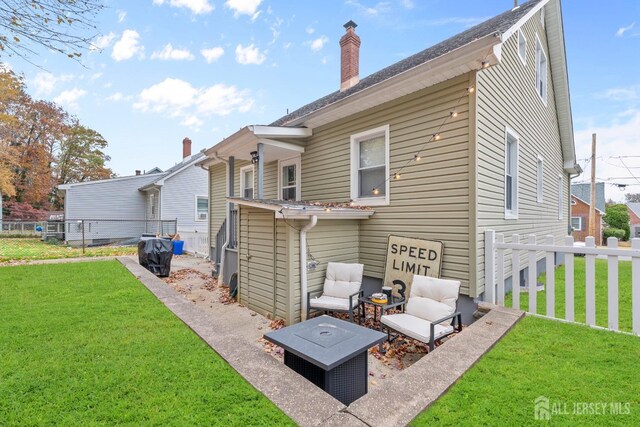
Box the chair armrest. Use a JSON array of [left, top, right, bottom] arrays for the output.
[[428, 312, 462, 351], [348, 289, 363, 310], [307, 289, 323, 304]]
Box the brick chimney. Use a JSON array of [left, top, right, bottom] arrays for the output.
[[182, 137, 192, 159], [135, 170, 141, 176], [340, 20, 360, 92]]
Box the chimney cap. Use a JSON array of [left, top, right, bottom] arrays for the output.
[[344, 20, 357, 30]]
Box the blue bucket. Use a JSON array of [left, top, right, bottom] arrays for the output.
[[173, 240, 184, 255]]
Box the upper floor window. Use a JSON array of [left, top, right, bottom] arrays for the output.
[[505, 127, 519, 219], [350, 125, 390, 205], [536, 156, 544, 203], [518, 29, 527, 65], [535, 36, 548, 103], [240, 165, 254, 199], [279, 156, 301, 201], [540, 7, 545, 28], [196, 196, 208, 221]]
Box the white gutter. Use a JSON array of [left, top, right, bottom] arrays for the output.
[[210, 152, 231, 282], [300, 215, 318, 321]]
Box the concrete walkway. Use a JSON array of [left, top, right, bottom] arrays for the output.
[[118, 257, 524, 426]]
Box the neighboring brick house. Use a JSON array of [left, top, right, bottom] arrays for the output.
[[628, 203, 640, 239], [570, 183, 605, 245]]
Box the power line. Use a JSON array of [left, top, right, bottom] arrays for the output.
[[619, 158, 640, 185]]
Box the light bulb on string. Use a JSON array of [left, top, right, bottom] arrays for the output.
[[450, 111, 458, 118], [414, 154, 421, 161], [393, 172, 401, 180], [433, 133, 441, 141], [467, 86, 475, 94], [372, 188, 380, 196], [324, 207, 332, 213]]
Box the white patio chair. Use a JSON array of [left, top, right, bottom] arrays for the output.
[[307, 262, 364, 322], [380, 275, 462, 351]]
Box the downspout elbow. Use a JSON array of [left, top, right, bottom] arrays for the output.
[[300, 215, 318, 321]]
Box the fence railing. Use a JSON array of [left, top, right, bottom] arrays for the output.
[[180, 230, 209, 257], [1, 221, 43, 235], [485, 230, 640, 336]]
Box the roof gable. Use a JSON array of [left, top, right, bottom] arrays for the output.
[[571, 183, 606, 212], [628, 203, 640, 218]]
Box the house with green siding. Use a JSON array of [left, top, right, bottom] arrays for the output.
[[198, 0, 580, 325]]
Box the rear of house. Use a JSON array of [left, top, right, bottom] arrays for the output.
[[201, 0, 579, 325]]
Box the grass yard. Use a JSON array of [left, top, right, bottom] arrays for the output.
[[413, 316, 640, 426], [505, 258, 634, 332], [0, 261, 292, 425], [0, 238, 137, 262]]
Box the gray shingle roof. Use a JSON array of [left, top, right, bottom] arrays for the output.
[[270, 0, 543, 127], [145, 152, 205, 186], [571, 183, 606, 212], [628, 203, 640, 218]]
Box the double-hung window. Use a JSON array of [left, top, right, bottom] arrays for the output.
[[195, 196, 208, 221], [278, 156, 301, 201], [518, 29, 527, 65], [571, 217, 582, 231], [536, 156, 544, 203], [350, 125, 390, 205], [535, 36, 548, 103], [505, 127, 519, 219], [240, 165, 254, 199]]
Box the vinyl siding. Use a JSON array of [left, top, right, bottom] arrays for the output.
[[475, 7, 569, 296], [301, 74, 472, 295], [209, 163, 226, 244], [161, 164, 208, 233]]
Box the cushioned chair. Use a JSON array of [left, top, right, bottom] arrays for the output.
[[380, 275, 462, 351], [307, 262, 364, 322]]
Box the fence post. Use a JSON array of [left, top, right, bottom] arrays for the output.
[[545, 235, 555, 318], [607, 237, 619, 331], [485, 230, 496, 304], [512, 234, 520, 310], [564, 235, 575, 322], [496, 233, 505, 306], [585, 236, 596, 326], [82, 220, 85, 254], [632, 238, 640, 336], [528, 234, 537, 314]]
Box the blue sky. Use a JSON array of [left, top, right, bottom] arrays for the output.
[[5, 0, 640, 201]]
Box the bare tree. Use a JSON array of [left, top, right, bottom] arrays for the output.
[[0, 0, 104, 63]]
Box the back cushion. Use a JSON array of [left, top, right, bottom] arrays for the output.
[[323, 262, 363, 299], [406, 296, 453, 323], [410, 275, 460, 310]]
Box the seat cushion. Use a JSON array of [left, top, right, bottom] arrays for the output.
[[309, 295, 356, 312], [381, 313, 454, 343], [323, 262, 363, 299]]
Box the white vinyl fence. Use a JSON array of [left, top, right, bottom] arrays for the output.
[[485, 230, 640, 336], [180, 230, 209, 258]]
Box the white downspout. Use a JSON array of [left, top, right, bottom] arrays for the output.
[[211, 152, 230, 282], [300, 215, 318, 321]]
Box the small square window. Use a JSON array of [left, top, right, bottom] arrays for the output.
[[571, 217, 582, 231], [518, 29, 527, 65], [196, 196, 208, 221]]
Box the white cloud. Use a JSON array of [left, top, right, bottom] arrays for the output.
[[235, 43, 266, 65], [308, 35, 329, 52], [53, 88, 87, 109], [598, 85, 640, 102], [283, 41, 293, 50], [151, 43, 195, 61], [574, 110, 640, 202], [269, 17, 284, 45], [616, 22, 635, 37], [112, 30, 144, 61], [91, 32, 115, 51], [133, 78, 254, 128], [31, 72, 74, 95], [306, 26, 315, 35], [90, 72, 103, 81], [153, 0, 214, 14], [106, 92, 132, 102], [401, 0, 414, 9], [346, 0, 391, 16], [201, 46, 224, 63], [117, 10, 127, 23], [225, 0, 262, 20]]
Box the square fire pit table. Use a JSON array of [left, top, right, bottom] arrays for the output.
[[263, 315, 386, 405]]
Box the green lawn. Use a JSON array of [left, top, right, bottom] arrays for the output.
[[505, 258, 634, 332], [0, 261, 292, 425], [0, 238, 138, 262], [413, 316, 640, 426]]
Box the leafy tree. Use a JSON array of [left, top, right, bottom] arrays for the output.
[[603, 204, 631, 241], [0, 0, 105, 64], [0, 66, 21, 197], [625, 193, 640, 203]]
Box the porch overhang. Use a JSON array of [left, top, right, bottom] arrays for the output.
[[198, 126, 311, 168], [227, 198, 375, 220]]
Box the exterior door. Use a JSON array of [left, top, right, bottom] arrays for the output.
[[244, 210, 276, 317]]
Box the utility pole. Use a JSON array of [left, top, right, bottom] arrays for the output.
[[589, 133, 597, 239]]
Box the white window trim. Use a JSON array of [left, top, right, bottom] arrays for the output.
[[195, 195, 208, 222], [278, 155, 301, 201], [240, 164, 254, 199], [536, 155, 544, 203], [504, 126, 519, 220], [535, 34, 548, 105], [517, 29, 527, 65], [558, 174, 563, 220], [571, 216, 582, 231], [350, 124, 390, 206]]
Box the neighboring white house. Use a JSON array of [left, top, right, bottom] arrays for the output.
[[58, 138, 209, 255]]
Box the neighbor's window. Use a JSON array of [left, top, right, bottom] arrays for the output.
[[571, 217, 582, 231], [537, 156, 544, 203], [505, 127, 519, 218], [535, 36, 548, 103], [558, 174, 563, 219], [240, 165, 254, 199], [196, 196, 208, 221], [149, 193, 157, 216], [279, 156, 301, 201], [518, 29, 527, 64], [350, 125, 390, 205]]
